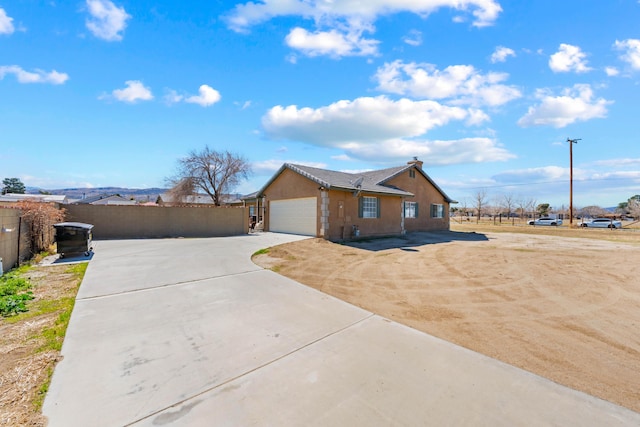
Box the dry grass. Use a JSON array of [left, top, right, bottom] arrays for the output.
[[0, 263, 85, 426], [451, 217, 640, 244]]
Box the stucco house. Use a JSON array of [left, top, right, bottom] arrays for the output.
[[74, 194, 136, 205], [257, 158, 455, 240]]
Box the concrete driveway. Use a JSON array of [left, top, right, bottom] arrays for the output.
[[43, 233, 640, 426]]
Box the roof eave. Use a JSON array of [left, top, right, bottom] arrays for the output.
[[256, 163, 332, 197]]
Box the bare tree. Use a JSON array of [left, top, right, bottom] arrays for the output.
[[458, 198, 470, 222], [579, 205, 608, 219], [526, 198, 537, 220], [14, 200, 66, 255], [489, 196, 502, 217], [474, 189, 487, 223], [167, 147, 251, 206], [628, 197, 640, 219], [516, 197, 528, 222], [501, 194, 515, 218]]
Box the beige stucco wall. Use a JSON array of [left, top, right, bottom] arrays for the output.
[[262, 165, 450, 240], [387, 168, 451, 232], [262, 169, 403, 240], [323, 190, 403, 240], [65, 204, 248, 239], [262, 168, 322, 234]]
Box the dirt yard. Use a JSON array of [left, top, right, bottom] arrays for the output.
[[254, 224, 640, 413], [0, 262, 84, 427]]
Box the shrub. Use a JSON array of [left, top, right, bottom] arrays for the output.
[[0, 270, 34, 317]]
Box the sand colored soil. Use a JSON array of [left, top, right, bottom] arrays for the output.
[[0, 264, 82, 427], [254, 227, 640, 412]]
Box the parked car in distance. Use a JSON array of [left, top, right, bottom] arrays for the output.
[[528, 217, 563, 226], [580, 218, 622, 228]]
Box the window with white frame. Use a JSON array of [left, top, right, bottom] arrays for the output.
[[431, 203, 444, 218], [360, 196, 378, 218], [404, 201, 418, 218]]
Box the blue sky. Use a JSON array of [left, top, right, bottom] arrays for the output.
[[1, 1, 639, 209]]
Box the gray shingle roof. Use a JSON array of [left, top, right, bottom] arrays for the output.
[[287, 164, 414, 196], [258, 162, 454, 202]]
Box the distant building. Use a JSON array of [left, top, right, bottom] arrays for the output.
[[0, 193, 68, 204], [157, 193, 244, 207], [73, 194, 136, 205]]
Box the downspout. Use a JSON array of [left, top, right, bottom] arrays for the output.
[[261, 195, 267, 229], [400, 197, 406, 235]]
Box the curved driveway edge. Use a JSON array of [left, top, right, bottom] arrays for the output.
[[43, 233, 640, 426]]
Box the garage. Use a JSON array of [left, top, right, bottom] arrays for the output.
[[268, 197, 317, 236]]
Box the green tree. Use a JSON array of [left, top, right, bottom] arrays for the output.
[[2, 177, 26, 194], [536, 203, 550, 216]]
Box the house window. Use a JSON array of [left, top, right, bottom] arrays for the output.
[[404, 201, 418, 218], [431, 203, 444, 218], [409, 169, 416, 178], [249, 206, 255, 216], [359, 196, 379, 218]]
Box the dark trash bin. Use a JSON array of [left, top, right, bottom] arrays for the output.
[[53, 222, 94, 258]]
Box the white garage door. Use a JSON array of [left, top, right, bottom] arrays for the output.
[[269, 197, 317, 236]]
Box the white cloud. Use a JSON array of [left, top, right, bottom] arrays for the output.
[[591, 170, 640, 181], [0, 65, 69, 84], [549, 44, 592, 73], [164, 89, 183, 105], [164, 85, 222, 107], [466, 108, 491, 125], [263, 96, 470, 144], [403, 30, 423, 47], [517, 84, 611, 128], [185, 85, 221, 107], [227, 0, 502, 31], [490, 46, 515, 63], [605, 66, 619, 76], [285, 26, 378, 57], [0, 7, 14, 35], [590, 158, 640, 168], [104, 80, 153, 103], [341, 137, 515, 164], [226, 0, 501, 58], [614, 39, 640, 70], [492, 166, 569, 184], [374, 60, 521, 107], [85, 0, 131, 41], [261, 95, 513, 165], [252, 159, 328, 175]]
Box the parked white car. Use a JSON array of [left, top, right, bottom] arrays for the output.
[[528, 217, 563, 226], [580, 218, 622, 229]]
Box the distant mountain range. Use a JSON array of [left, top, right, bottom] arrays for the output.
[[26, 187, 168, 202]]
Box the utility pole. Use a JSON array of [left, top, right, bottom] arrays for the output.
[[568, 138, 581, 226]]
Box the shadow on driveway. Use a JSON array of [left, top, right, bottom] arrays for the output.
[[39, 252, 94, 266], [345, 230, 489, 252]]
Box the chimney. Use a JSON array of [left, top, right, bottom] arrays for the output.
[[407, 156, 423, 169]]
